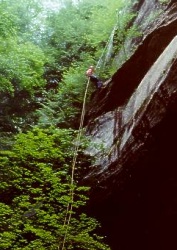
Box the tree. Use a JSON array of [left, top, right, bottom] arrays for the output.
[[0, 0, 49, 134], [0, 0, 43, 42], [0, 127, 110, 249]]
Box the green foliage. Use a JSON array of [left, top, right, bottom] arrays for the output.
[[37, 62, 93, 129], [0, 0, 50, 134], [0, 11, 17, 38], [0, 37, 47, 133], [0, 127, 110, 249], [0, 39, 46, 95], [0, 0, 43, 41], [43, 1, 95, 69]]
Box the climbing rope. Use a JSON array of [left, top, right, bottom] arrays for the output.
[[59, 77, 90, 250]]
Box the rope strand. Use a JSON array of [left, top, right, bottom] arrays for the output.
[[59, 77, 90, 250]]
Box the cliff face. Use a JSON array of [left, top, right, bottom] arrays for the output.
[[83, 1, 177, 250]]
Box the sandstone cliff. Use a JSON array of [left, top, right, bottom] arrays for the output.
[[83, 1, 177, 249]]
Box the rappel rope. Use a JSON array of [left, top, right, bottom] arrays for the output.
[[59, 10, 120, 250], [59, 77, 90, 250]]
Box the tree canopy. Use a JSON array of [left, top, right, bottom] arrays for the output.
[[0, 127, 110, 249]]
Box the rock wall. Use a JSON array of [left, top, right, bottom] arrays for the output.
[[83, 1, 177, 249], [84, 0, 177, 192]]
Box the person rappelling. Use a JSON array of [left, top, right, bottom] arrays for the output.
[[85, 66, 102, 89]]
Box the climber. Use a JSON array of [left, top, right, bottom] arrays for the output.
[[85, 66, 102, 89]]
